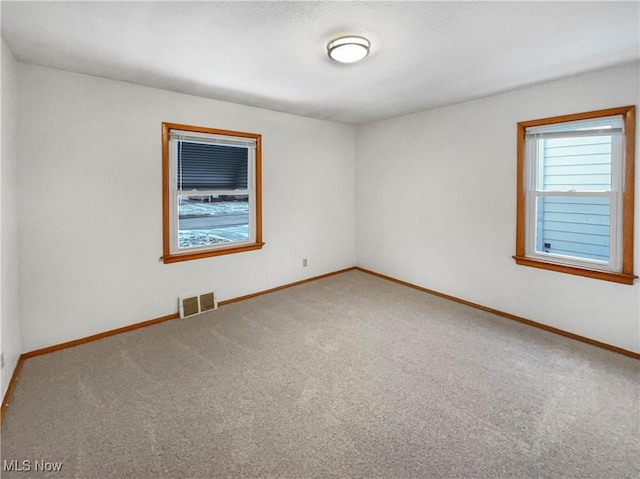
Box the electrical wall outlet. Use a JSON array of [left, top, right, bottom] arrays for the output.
[[302, 258, 308, 267], [1, 351, 4, 369]]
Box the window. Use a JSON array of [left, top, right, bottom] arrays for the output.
[[515, 106, 636, 284], [162, 123, 263, 263]]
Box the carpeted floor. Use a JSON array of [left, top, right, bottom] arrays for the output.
[[1, 270, 638, 478]]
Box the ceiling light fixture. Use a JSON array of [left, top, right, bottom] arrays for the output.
[[327, 36, 370, 64]]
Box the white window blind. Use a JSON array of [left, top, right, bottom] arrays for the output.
[[170, 130, 256, 148]]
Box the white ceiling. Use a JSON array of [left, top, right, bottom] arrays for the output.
[[2, 1, 639, 124]]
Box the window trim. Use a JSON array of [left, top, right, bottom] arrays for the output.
[[514, 106, 636, 285], [162, 122, 264, 264]]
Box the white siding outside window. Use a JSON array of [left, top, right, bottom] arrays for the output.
[[524, 115, 624, 271]]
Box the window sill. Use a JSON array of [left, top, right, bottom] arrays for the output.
[[513, 256, 636, 285], [163, 242, 265, 264]]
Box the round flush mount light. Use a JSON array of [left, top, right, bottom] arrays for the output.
[[327, 36, 370, 64]]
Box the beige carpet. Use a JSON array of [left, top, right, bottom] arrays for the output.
[[1, 270, 638, 478]]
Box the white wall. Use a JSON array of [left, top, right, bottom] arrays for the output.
[[1, 37, 21, 399], [18, 64, 356, 352], [13, 59, 640, 355], [356, 62, 640, 353]]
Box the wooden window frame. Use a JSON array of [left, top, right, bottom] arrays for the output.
[[162, 122, 264, 264], [514, 106, 636, 285]]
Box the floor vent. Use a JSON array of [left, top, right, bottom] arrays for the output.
[[179, 291, 218, 319]]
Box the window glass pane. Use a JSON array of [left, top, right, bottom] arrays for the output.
[[535, 196, 610, 262], [177, 141, 248, 191], [537, 136, 612, 191], [178, 195, 249, 249]]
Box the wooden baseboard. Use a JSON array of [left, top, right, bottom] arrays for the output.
[[0, 266, 358, 424], [4, 263, 634, 425], [22, 267, 357, 361], [1, 312, 180, 425], [1, 354, 26, 425], [354, 267, 640, 360], [22, 313, 180, 360], [218, 267, 357, 306]]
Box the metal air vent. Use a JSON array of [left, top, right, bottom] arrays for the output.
[[179, 291, 218, 318]]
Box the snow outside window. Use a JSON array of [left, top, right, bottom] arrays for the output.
[[162, 123, 263, 263]]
